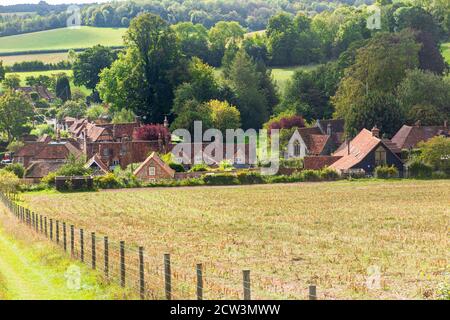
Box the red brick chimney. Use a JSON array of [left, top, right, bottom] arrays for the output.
[[371, 125, 380, 138]]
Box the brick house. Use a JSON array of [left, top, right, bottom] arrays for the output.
[[285, 127, 337, 159], [133, 152, 175, 182], [391, 121, 449, 150]]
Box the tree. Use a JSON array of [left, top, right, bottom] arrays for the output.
[[208, 100, 241, 132], [98, 13, 184, 123], [208, 21, 245, 66], [86, 104, 106, 121], [414, 31, 446, 75], [72, 45, 116, 94], [396, 69, 450, 124], [264, 113, 306, 131], [57, 100, 87, 120], [344, 92, 404, 137], [170, 99, 213, 133], [419, 136, 450, 173], [394, 6, 440, 41], [112, 108, 135, 124], [133, 124, 170, 142], [333, 31, 420, 120], [0, 90, 34, 143], [172, 22, 209, 62], [4, 163, 25, 178], [3, 74, 21, 89], [55, 75, 71, 102], [0, 60, 5, 83], [0, 170, 20, 193], [227, 48, 269, 129]]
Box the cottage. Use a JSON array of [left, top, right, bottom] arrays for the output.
[[391, 121, 449, 150], [85, 154, 109, 176], [329, 127, 404, 176], [133, 152, 175, 182], [285, 127, 336, 159]]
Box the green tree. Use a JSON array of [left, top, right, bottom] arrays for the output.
[[208, 21, 245, 66], [72, 45, 116, 94], [344, 92, 404, 137], [57, 100, 87, 120], [419, 136, 450, 173], [172, 22, 209, 62], [86, 104, 106, 121], [112, 108, 135, 124], [0, 60, 5, 83], [208, 99, 241, 132], [98, 13, 184, 123], [55, 75, 71, 102], [0, 170, 20, 193], [3, 74, 21, 89], [170, 99, 213, 133], [227, 48, 269, 129], [396, 69, 450, 124], [0, 90, 34, 143]]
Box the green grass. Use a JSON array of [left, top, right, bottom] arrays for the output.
[[23, 179, 450, 300], [0, 212, 134, 300], [0, 26, 126, 54], [442, 42, 450, 64]]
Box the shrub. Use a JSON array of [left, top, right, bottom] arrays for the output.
[[94, 173, 122, 189], [280, 158, 303, 169], [219, 160, 233, 171], [408, 160, 432, 179], [320, 168, 340, 181], [4, 163, 25, 178], [301, 169, 321, 182], [42, 172, 57, 186], [0, 170, 20, 193], [374, 165, 399, 179], [190, 163, 208, 172], [431, 171, 447, 179], [133, 124, 170, 142], [169, 162, 185, 172], [203, 173, 239, 185], [237, 171, 265, 184], [55, 155, 92, 177]]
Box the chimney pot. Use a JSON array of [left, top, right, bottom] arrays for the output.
[[327, 123, 332, 135], [371, 125, 380, 138]]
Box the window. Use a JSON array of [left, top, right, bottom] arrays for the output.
[[103, 148, 110, 156], [112, 159, 120, 166], [374, 146, 386, 166], [148, 166, 156, 176], [294, 141, 301, 157]]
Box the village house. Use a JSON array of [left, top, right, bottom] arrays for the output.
[[16, 86, 55, 102], [328, 126, 404, 176], [285, 126, 338, 159], [391, 121, 449, 150], [133, 152, 175, 182]]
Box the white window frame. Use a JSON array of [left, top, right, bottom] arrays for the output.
[[148, 166, 156, 176]]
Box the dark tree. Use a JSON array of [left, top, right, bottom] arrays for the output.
[[55, 75, 71, 102]]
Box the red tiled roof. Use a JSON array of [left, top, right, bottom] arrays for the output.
[[14, 142, 46, 157], [25, 161, 64, 178], [391, 125, 448, 149], [305, 134, 330, 155], [133, 152, 175, 177], [34, 142, 82, 160], [304, 156, 342, 170], [85, 153, 109, 174]]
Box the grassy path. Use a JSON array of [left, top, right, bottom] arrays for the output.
[[0, 219, 127, 300]]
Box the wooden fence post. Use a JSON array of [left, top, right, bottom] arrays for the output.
[[40, 215, 43, 233], [32, 212, 35, 229], [70, 225, 74, 256], [104, 236, 109, 279], [56, 221, 59, 244], [63, 222, 67, 252], [91, 232, 96, 270], [197, 263, 203, 300], [120, 241, 125, 288], [80, 229, 84, 263], [34, 213, 38, 232], [139, 247, 145, 300], [243, 270, 251, 300], [44, 217, 48, 237], [164, 253, 171, 300], [309, 285, 317, 300], [49, 219, 53, 240]]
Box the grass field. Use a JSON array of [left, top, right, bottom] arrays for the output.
[[23, 180, 450, 300], [0, 52, 70, 66], [442, 42, 450, 64], [0, 26, 126, 54]]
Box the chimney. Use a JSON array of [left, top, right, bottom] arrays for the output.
[[158, 132, 162, 151], [134, 116, 141, 125], [83, 127, 88, 156], [56, 128, 61, 142], [163, 116, 169, 128], [347, 138, 350, 155], [371, 125, 380, 138], [112, 124, 117, 141], [327, 123, 332, 136], [414, 120, 421, 127], [444, 120, 448, 129]]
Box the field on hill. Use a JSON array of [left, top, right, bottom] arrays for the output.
[[23, 180, 450, 300], [0, 26, 126, 54], [0, 52, 69, 65], [442, 42, 450, 64]]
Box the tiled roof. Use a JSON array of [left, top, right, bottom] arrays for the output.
[[305, 134, 330, 155], [14, 142, 46, 157], [25, 161, 64, 178], [391, 125, 448, 149], [304, 156, 342, 170], [330, 129, 383, 171], [134, 152, 175, 177], [317, 119, 345, 133], [85, 153, 109, 174], [98, 122, 140, 140], [34, 142, 82, 160]]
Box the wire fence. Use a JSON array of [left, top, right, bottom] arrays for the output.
[[0, 192, 321, 300]]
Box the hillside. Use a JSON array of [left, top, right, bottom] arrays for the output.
[[0, 26, 126, 55]]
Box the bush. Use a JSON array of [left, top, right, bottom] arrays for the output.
[[4, 163, 25, 178], [94, 173, 122, 189], [408, 161, 432, 179], [320, 168, 340, 181], [169, 162, 185, 172], [0, 170, 20, 193], [42, 172, 57, 186], [219, 160, 234, 171], [203, 173, 239, 185], [190, 163, 209, 172], [301, 170, 321, 182], [280, 158, 303, 169], [374, 165, 399, 179], [237, 171, 265, 184], [431, 171, 447, 179]]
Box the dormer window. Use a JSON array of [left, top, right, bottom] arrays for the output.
[[294, 141, 301, 157]]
